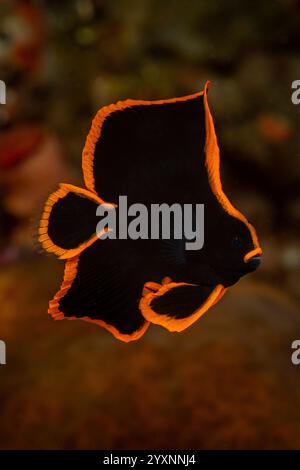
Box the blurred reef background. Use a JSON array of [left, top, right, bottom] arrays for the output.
[[0, 0, 300, 449]]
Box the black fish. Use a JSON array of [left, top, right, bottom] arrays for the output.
[[39, 82, 262, 342]]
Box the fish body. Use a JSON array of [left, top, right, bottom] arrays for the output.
[[39, 82, 262, 342]]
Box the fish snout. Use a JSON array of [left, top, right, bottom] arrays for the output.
[[245, 254, 262, 272]]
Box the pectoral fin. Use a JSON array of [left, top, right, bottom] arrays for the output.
[[39, 184, 103, 259]]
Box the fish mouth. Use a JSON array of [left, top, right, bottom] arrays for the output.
[[244, 247, 262, 263], [244, 248, 262, 272]]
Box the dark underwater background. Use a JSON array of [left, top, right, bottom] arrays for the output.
[[0, 0, 300, 449]]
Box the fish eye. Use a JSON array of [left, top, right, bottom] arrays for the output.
[[231, 235, 242, 249]]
